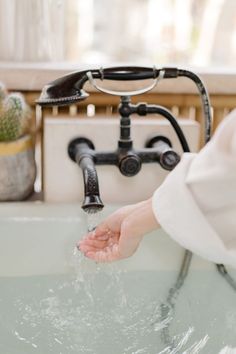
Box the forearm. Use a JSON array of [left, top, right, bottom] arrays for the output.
[[122, 198, 160, 238]]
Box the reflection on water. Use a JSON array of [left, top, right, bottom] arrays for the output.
[[0, 252, 236, 354]]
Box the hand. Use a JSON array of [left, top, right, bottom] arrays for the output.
[[78, 198, 160, 262]]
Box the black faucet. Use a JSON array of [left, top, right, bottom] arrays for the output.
[[67, 95, 183, 212], [37, 66, 212, 213]]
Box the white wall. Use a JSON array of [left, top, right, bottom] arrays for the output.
[[43, 116, 200, 204]]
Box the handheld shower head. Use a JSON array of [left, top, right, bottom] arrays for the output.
[[36, 69, 91, 106], [36, 65, 212, 144], [36, 66, 162, 107]]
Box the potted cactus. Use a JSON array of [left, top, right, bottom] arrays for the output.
[[0, 83, 36, 201]]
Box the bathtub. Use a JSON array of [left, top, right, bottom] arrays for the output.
[[0, 203, 236, 354]]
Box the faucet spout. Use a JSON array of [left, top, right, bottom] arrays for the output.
[[79, 156, 104, 213], [68, 138, 104, 213]]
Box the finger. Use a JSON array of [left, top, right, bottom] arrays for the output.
[[95, 234, 110, 241], [93, 221, 120, 238], [86, 244, 121, 263], [84, 229, 119, 241], [95, 232, 119, 241], [80, 234, 107, 243], [80, 236, 118, 250], [88, 232, 109, 240], [93, 223, 110, 237], [79, 238, 108, 249], [79, 231, 95, 242], [85, 251, 112, 262], [79, 244, 101, 253], [79, 239, 117, 254], [81, 228, 109, 241]]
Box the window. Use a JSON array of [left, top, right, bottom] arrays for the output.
[[0, 0, 236, 68]]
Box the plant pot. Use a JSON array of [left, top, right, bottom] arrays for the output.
[[0, 134, 36, 201]]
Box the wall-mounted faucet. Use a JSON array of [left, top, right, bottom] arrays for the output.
[[67, 96, 181, 212], [37, 66, 212, 214]]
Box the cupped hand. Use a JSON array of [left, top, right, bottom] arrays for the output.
[[78, 198, 159, 262]]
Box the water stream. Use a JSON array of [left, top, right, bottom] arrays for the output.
[[86, 210, 102, 233]]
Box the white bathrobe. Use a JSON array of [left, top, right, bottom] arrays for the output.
[[152, 110, 236, 268]]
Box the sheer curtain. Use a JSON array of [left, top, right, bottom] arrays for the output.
[[0, 0, 236, 67], [0, 0, 65, 62]]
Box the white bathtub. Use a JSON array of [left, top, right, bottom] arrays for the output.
[[0, 203, 235, 354], [0, 202, 212, 277]]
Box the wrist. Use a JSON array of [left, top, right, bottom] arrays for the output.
[[123, 198, 160, 238]]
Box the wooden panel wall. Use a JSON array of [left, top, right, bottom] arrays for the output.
[[23, 90, 236, 139]]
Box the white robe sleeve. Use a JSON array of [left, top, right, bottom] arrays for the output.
[[152, 110, 236, 267]]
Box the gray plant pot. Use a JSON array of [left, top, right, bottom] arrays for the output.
[[0, 134, 36, 201]]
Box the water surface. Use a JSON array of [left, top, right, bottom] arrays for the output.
[[0, 255, 236, 354]]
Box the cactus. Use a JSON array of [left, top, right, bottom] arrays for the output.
[[0, 86, 31, 142]]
